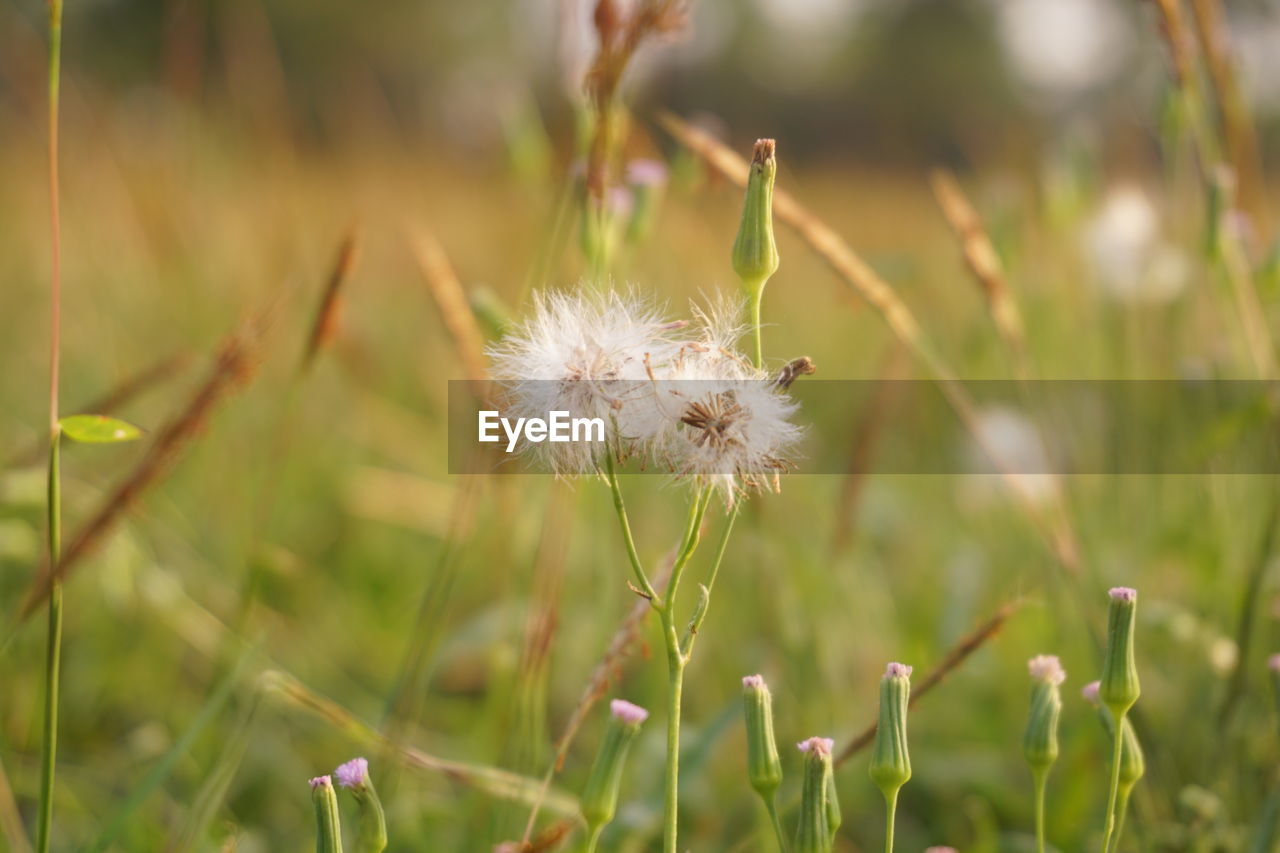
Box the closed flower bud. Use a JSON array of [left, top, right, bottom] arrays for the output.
[[334, 758, 387, 853], [869, 663, 913, 797], [742, 675, 783, 798], [1084, 681, 1145, 791], [581, 699, 648, 836], [731, 139, 780, 297], [794, 737, 835, 853], [1100, 587, 1140, 714], [1023, 655, 1065, 772], [309, 775, 344, 853]]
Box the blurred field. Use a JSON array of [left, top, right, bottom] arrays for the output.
[[4, 0, 1280, 851]]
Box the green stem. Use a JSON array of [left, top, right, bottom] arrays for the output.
[[1100, 709, 1126, 853], [603, 452, 659, 604], [750, 292, 764, 369], [1108, 787, 1132, 853], [681, 504, 738, 657], [661, 642, 684, 853], [884, 789, 899, 853], [764, 796, 787, 853], [1033, 767, 1047, 853], [583, 823, 604, 853], [37, 438, 62, 853]]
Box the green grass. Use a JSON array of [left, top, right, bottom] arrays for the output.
[[1, 70, 1279, 852]]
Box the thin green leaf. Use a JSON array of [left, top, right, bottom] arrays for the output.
[[58, 414, 143, 444]]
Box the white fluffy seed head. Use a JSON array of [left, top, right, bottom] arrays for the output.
[[489, 291, 804, 500], [488, 289, 684, 473]]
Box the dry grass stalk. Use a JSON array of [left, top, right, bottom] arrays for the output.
[[300, 227, 361, 374], [929, 170, 1028, 371], [1146, 0, 1195, 88], [1187, 0, 1270, 234], [831, 341, 908, 555], [516, 553, 676, 845], [584, 0, 687, 201], [834, 598, 1023, 767], [408, 227, 491, 399], [262, 670, 581, 816], [19, 328, 262, 621], [0, 756, 31, 853], [8, 352, 192, 468], [660, 112, 1082, 574]]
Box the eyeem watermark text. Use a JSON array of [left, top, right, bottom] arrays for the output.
[[478, 410, 606, 453]]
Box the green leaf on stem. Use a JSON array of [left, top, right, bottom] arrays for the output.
[[58, 414, 142, 444]]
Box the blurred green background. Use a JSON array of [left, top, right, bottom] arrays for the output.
[[3, 0, 1280, 850]]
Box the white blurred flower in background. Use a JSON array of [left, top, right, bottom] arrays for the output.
[[1083, 186, 1192, 305]]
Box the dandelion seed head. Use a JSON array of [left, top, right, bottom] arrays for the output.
[[796, 736, 834, 757], [610, 698, 649, 725], [885, 662, 912, 680], [334, 757, 368, 789], [489, 289, 685, 472], [1082, 680, 1101, 705], [1028, 654, 1066, 685]]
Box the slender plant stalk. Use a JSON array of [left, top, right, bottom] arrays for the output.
[[1100, 711, 1127, 853], [1032, 767, 1048, 853], [749, 295, 763, 369], [1109, 790, 1132, 853], [584, 824, 604, 853], [37, 2, 65, 850], [764, 798, 787, 853], [883, 790, 898, 853]]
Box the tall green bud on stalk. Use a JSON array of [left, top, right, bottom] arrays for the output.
[[794, 736, 837, 853], [1084, 680, 1145, 853], [742, 675, 787, 851], [1098, 587, 1140, 853], [731, 138, 779, 369], [870, 663, 912, 853], [310, 775, 344, 853], [334, 758, 387, 853], [581, 699, 649, 853], [1023, 655, 1066, 853]]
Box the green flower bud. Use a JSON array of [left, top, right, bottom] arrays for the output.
[[581, 699, 648, 836], [869, 663, 912, 797], [731, 139, 780, 297], [794, 737, 835, 853], [1083, 681, 1145, 790], [1023, 655, 1065, 773], [1100, 587, 1140, 715], [334, 758, 387, 853], [741, 674, 783, 798], [309, 775, 344, 853]]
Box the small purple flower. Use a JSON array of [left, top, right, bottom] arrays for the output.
[[925, 847, 959, 853], [334, 757, 369, 789], [606, 186, 634, 218], [309, 775, 332, 790], [796, 736, 834, 757], [1081, 680, 1101, 705], [610, 698, 649, 726], [742, 674, 766, 689], [884, 662, 913, 679], [626, 158, 669, 188], [1270, 653, 1280, 672], [1028, 654, 1067, 686], [1109, 586, 1137, 603]]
